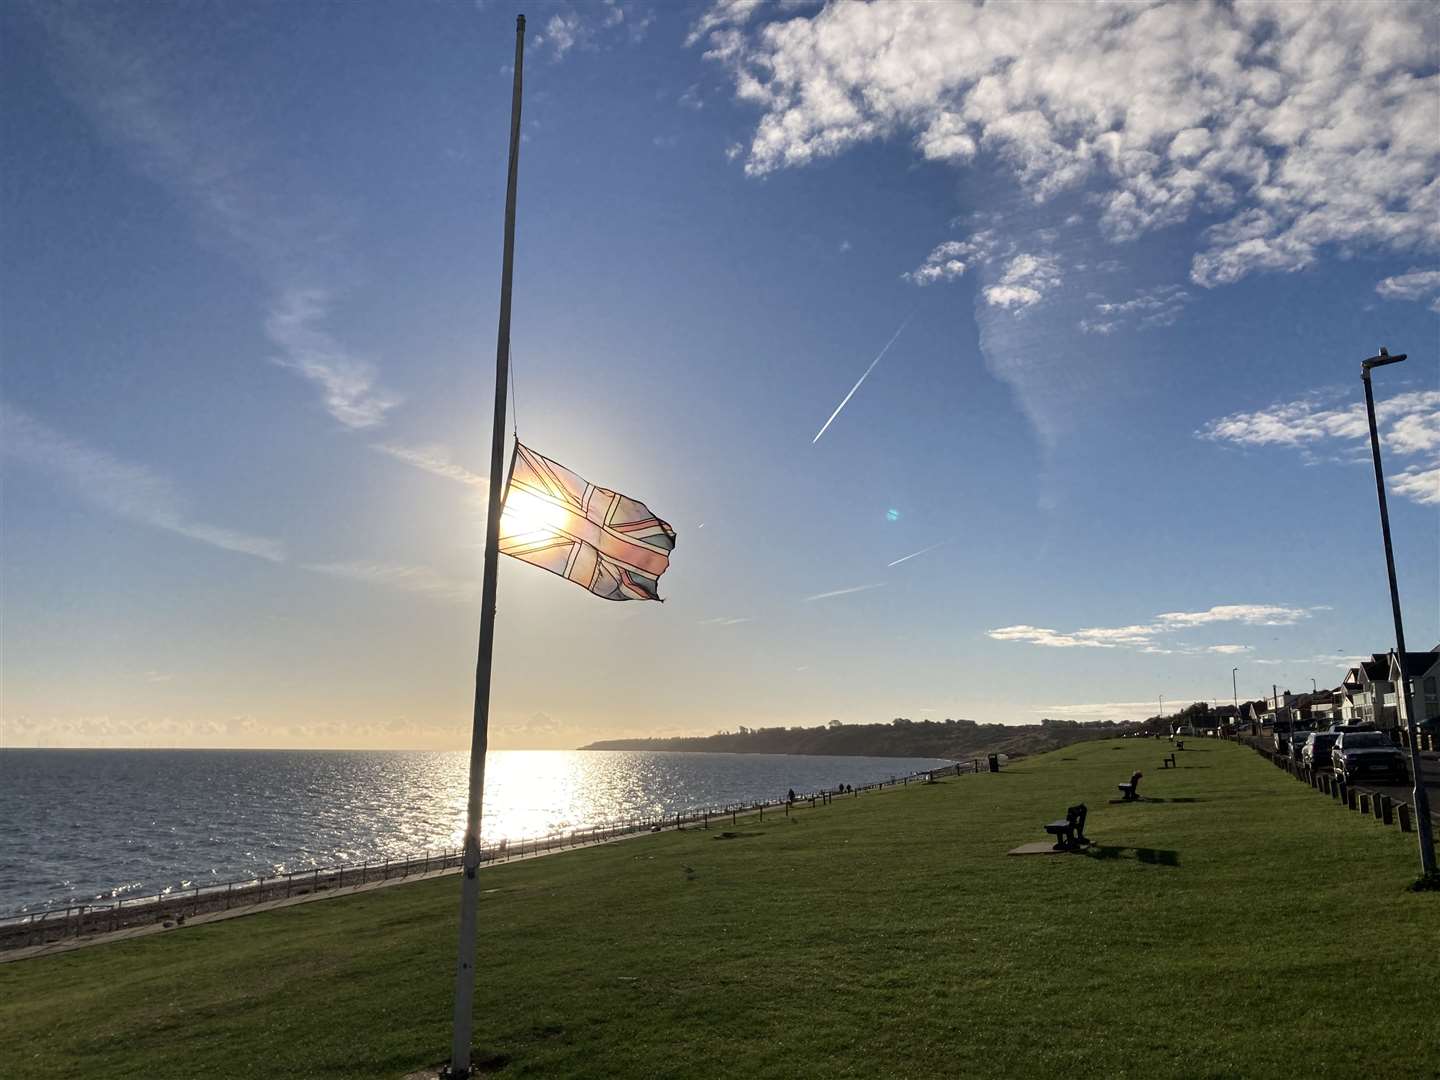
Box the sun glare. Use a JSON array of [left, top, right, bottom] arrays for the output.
[[499, 488, 565, 540]]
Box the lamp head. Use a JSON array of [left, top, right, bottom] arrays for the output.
[[1362, 346, 1407, 370]]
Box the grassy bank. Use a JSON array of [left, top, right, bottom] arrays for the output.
[[1, 739, 1434, 1079]]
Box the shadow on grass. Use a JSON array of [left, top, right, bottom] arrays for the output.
[[1143, 797, 1203, 803], [1084, 846, 1180, 867], [713, 832, 762, 841]]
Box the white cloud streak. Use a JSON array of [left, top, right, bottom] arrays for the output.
[[372, 442, 488, 488], [812, 312, 915, 443], [34, 7, 399, 431], [1, 402, 285, 562], [304, 561, 478, 604], [266, 289, 400, 430]]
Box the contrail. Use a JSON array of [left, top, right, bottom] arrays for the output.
[[812, 311, 917, 444], [887, 541, 948, 568], [803, 583, 885, 602]]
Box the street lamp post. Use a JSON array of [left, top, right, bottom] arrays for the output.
[[1232, 667, 1239, 737], [1361, 347, 1434, 878]]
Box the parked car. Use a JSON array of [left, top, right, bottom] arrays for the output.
[[1173, 724, 1198, 738], [1331, 731, 1408, 783], [1327, 723, 1375, 733], [1272, 728, 1307, 754], [1301, 732, 1338, 770], [1288, 735, 1308, 764]]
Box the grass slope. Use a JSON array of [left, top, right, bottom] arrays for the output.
[[1, 740, 1434, 1079]]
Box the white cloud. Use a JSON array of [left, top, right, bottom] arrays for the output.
[[1154, 604, 1312, 627], [1390, 464, 1440, 506], [986, 625, 1120, 649], [266, 289, 400, 430], [535, 12, 584, 58], [987, 602, 1317, 653], [533, 3, 652, 60], [903, 234, 996, 285], [1387, 411, 1440, 456], [305, 561, 478, 604], [1, 402, 285, 562], [698, 616, 754, 626], [684, 0, 765, 48], [980, 252, 1062, 310], [1081, 283, 1191, 333], [695, 1, 1440, 286], [373, 443, 488, 488], [1375, 268, 1440, 312], [1199, 388, 1440, 505]]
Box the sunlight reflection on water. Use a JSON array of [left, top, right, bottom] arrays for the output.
[[1, 749, 950, 913]]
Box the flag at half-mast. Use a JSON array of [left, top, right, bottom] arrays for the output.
[[498, 442, 676, 601]]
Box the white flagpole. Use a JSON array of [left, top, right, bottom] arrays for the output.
[[448, 13, 525, 1078]]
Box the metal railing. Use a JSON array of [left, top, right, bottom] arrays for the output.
[[1, 760, 978, 950]]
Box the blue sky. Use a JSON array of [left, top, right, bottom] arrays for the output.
[[3, 0, 1437, 749]]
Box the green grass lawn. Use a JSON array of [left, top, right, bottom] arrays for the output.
[[2, 739, 1435, 1079]]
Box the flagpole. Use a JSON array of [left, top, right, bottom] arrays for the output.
[[448, 13, 525, 1078]]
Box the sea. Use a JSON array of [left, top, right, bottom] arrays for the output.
[[0, 749, 952, 916]]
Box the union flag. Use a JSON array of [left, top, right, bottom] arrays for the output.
[[498, 442, 675, 601]]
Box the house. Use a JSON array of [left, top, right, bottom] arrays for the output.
[[1337, 666, 1366, 723], [1243, 699, 1268, 731], [1210, 704, 1241, 727], [1310, 691, 1341, 727], [1355, 654, 1399, 730], [1389, 647, 1440, 726]]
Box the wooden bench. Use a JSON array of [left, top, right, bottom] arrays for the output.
[[1162, 753, 1177, 769], [1116, 771, 1143, 801], [1043, 804, 1089, 851]]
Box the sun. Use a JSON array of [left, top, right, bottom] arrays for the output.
[[499, 487, 566, 540]]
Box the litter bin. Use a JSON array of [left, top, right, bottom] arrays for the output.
[[987, 753, 1000, 773]]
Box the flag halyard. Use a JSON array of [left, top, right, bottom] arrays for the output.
[[499, 442, 675, 601]]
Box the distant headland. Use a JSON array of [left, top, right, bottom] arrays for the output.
[[580, 717, 1139, 760]]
